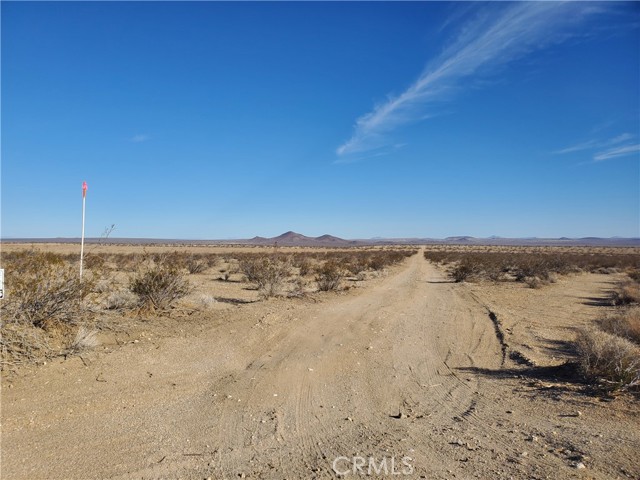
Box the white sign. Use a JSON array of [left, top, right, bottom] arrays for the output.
[[0, 269, 4, 299]]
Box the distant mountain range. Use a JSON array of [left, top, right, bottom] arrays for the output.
[[3, 231, 639, 247]]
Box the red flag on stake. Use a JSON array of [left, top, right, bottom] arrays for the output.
[[82, 181, 88, 198]]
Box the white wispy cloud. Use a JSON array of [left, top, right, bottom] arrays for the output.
[[554, 133, 634, 155], [593, 143, 640, 162], [130, 134, 150, 143], [337, 3, 602, 158]]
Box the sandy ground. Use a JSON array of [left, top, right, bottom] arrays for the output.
[[1, 251, 638, 479]]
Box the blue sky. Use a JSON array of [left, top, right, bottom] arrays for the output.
[[2, 1, 639, 239]]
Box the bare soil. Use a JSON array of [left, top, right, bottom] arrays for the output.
[[2, 250, 638, 479]]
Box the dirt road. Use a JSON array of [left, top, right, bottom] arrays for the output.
[[2, 252, 638, 479]]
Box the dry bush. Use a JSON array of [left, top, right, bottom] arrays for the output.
[[292, 255, 312, 276], [185, 255, 208, 274], [316, 261, 343, 292], [628, 269, 640, 283], [450, 259, 478, 283], [345, 253, 370, 276], [576, 328, 640, 391], [1, 250, 95, 328], [0, 250, 100, 368], [1, 323, 51, 368], [598, 307, 640, 345], [129, 258, 191, 310], [611, 281, 640, 306], [239, 256, 290, 298]]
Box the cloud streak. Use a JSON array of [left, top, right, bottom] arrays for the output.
[[554, 133, 634, 155], [337, 3, 601, 158], [594, 144, 640, 162], [555, 133, 638, 163]]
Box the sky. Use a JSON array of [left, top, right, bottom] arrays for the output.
[[2, 1, 639, 239]]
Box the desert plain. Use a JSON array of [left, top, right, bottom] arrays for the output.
[[1, 242, 639, 479]]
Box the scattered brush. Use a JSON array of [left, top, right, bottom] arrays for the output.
[[425, 250, 639, 286]]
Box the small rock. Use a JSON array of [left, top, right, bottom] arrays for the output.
[[346, 417, 353, 422], [574, 462, 586, 469]]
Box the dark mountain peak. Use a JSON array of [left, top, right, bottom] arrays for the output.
[[315, 234, 345, 242], [274, 231, 308, 241]]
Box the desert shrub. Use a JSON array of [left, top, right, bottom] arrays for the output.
[[628, 269, 640, 283], [513, 258, 551, 283], [206, 254, 220, 268], [83, 253, 106, 270], [611, 281, 640, 306], [450, 259, 477, 283], [345, 254, 369, 276], [367, 254, 387, 271], [1, 250, 95, 328], [239, 257, 261, 284], [316, 261, 343, 292], [598, 307, 640, 345], [292, 256, 312, 276], [1, 323, 51, 367], [240, 256, 290, 298], [185, 255, 208, 274], [129, 259, 191, 310], [576, 328, 640, 391]]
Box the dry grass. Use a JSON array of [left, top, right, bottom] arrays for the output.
[[68, 326, 100, 353], [611, 281, 640, 306], [598, 307, 640, 345], [576, 328, 640, 392]]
